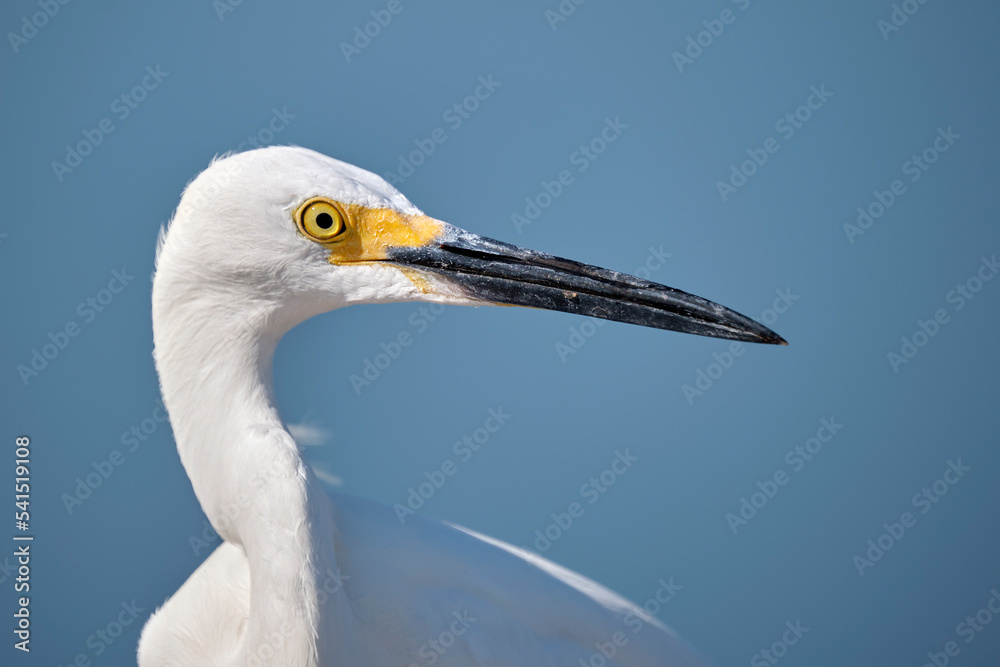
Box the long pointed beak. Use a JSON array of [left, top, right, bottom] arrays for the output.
[[388, 229, 786, 345]]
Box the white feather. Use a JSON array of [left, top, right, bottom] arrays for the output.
[[139, 146, 707, 667]]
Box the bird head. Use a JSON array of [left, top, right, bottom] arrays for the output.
[[156, 145, 785, 345]]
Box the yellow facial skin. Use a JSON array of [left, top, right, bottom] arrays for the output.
[[293, 197, 443, 264]]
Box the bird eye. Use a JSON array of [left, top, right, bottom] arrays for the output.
[[297, 198, 347, 241]]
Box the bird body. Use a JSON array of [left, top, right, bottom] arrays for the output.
[[139, 146, 782, 666], [140, 492, 704, 666]]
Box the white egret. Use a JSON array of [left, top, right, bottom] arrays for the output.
[[138, 146, 784, 667]]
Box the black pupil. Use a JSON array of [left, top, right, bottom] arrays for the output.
[[316, 212, 334, 230]]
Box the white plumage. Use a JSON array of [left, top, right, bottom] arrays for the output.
[[139, 146, 778, 666]]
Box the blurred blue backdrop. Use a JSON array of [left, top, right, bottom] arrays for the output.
[[2, 0, 999, 665]]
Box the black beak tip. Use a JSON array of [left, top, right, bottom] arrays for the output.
[[753, 328, 788, 346], [764, 331, 789, 346]]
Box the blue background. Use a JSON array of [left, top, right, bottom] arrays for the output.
[[2, 0, 999, 665]]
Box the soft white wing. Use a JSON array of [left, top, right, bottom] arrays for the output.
[[139, 491, 709, 667], [139, 539, 250, 666], [326, 492, 708, 667]]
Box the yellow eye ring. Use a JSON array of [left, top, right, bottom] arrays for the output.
[[296, 198, 347, 242]]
